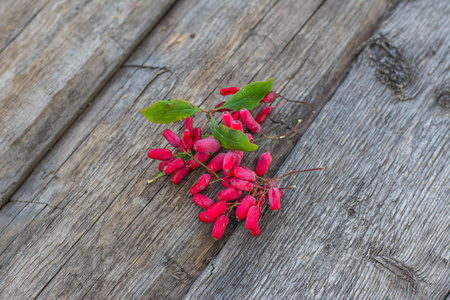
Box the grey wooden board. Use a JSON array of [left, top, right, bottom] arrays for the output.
[[0, 0, 403, 298], [185, 0, 450, 299], [0, 0, 177, 207]]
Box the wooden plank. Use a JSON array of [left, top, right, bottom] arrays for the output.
[[185, 0, 450, 298], [0, 0, 400, 298], [0, 0, 177, 207]]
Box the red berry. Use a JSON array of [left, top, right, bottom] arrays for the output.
[[261, 91, 277, 103], [231, 111, 240, 120], [190, 174, 212, 194], [250, 224, 260, 236], [268, 187, 283, 211], [233, 166, 256, 181], [182, 129, 194, 151], [187, 152, 210, 170], [255, 152, 272, 177], [221, 111, 234, 127], [255, 106, 272, 123], [158, 156, 176, 171], [231, 178, 254, 192], [162, 129, 182, 148], [230, 120, 244, 132], [223, 152, 237, 177], [184, 117, 194, 135], [246, 205, 261, 230], [199, 211, 217, 223], [207, 153, 225, 173], [194, 138, 221, 153], [212, 215, 229, 240], [245, 133, 254, 143], [148, 148, 173, 160], [235, 195, 256, 221], [193, 194, 215, 209], [233, 152, 241, 168], [215, 101, 230, 112], [221, 177, 231, 188], [217, 187, 242, 201], [206, 201, 228, 220], [220, 87, 239, 96], [234, 150, 244, 159], [171, 166, 189, 184], [163, 158, 186, 175], [240, 108, 261, 133], [193, 127, 202, 144]]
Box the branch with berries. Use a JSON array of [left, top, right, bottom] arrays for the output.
[[141, 79, 324, 239]]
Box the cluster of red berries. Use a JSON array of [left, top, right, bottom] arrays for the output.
[[147, 86, 321, 239], [147, 87, 290, 239]]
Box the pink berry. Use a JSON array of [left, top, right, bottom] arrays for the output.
[[250, 224, 260, 236], [193, 194, 215, 209], [231, 178, 254, 192], [163, 158, 186, 175], [234, 150, 244, 159], [212, 215, 229, 240], [158, 156, 176, 171], [184, 117, 194, 135], [194, 138, 221, 153], [190, 174, 212, 194], [221, 111, 234, 127], [217, 187, 242, 201], [240, 108, 261, 133], [233, 152, 241, 168], [220, 87, 239, 96], [231, 111, 240, 120], [255, 106, 272, 123], [187, 152, 210, 170], [171, 166, 189, 184], [233, 166, 256, 182], [230, 120, 244, 132], [245, 133, 254, 143], [193, 127, 202, 144], [206, 201, 228, 220], [235, 195, 256, 221], [162, 129, 182, 148], [261, 91, 277, 103], [148, 148, 173, 160], [223, 152, 237, 177], [221, 177, 231, 188], [246, 205, 261, 230], [255, 152, 272, 177], [207, 153, 225, 173], [182, 129, 193, 151], [268, 187, 283, 211], [199, 211, 217, 223]]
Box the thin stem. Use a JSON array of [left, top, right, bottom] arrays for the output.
[[277, 94, 315, 113], [269, 167, 325, 180], [147, 171, 165, 184]]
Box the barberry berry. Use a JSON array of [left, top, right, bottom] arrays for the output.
[[217, 187, 242, 201], [261, 91, 277, 103], [245, 205, 261, 231], [215, 101, 230, 112], [199, 211, 217, 223], [255, 152, 272, 177], [171, 166, 189, 184], [163, 158, 186, 175], [268, 187, 283, 210], [223, 152, 237, 177], [255, 106, 272, 123], [231, 178, 254, 192], [220, 87, 239, 96], [148, 148, 173, 161], [221, 177, 231, 188], [206, 201, 228, 220], [162, 129, 182, 148], [212, 215, 229, 240], [193, 194, 215, 209], [221, 111, 234, 127], [240, 108, 261, 133], [235, 195, 256, 221], [250, 224, 260, 236], [158, 156, 176, 171], [230, 120, 244, 132], [233, 166, 256, 181], [184, 117, 194, 135], [207, 153, 225, 173], [194, 138, 221, 153], [231, 111, 240, 121], [182, 129, 193, 151], [193, 127, 202, 144], [245, 133, 254, 143], [187, 152, 210, 170]]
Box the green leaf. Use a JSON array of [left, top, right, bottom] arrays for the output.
[[211, 118, 258, 152], [217, 79, 273, 111], [141, 99, 202, 124], [174, 153, 191, 161]]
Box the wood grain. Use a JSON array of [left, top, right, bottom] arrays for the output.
[[0, 0, 403, 298], [185, 0, 450, 298], [0, 0, 177, 207]]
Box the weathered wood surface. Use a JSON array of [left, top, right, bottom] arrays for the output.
[[0, 0, 405, 298], [0, 0, 177, 207], [185, 0, 450, 299]]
